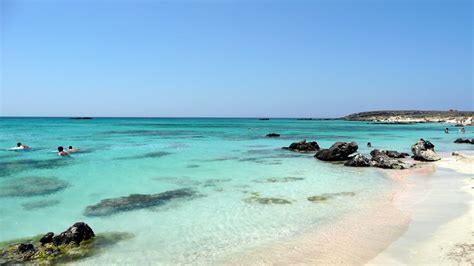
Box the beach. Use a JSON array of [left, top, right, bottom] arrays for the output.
[[227, 152, 473, 265], [0, 118, 472, 264]]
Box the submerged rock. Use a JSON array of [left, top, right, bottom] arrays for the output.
[[243, 192, 292, 205], [344, 154, 370, 167], [0, 223, 132, 264], [454, 138, 474, 144], [0, 177, 69, 197], [266, 133, 280, 137], [411, 139, 441, 161], [307, 192, 356, 203], [284, 140, 320, 153], [115, 151, 172, 160], [253, 177, 304, 183], [0, 159, 69, 177], [315, 142, 358, 161], [370, 149, 409, 158], [84, 188, 196, 217]]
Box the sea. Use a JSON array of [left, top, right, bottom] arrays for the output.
[[0, 117, 472, 264]]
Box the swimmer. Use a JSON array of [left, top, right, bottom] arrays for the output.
[[460, 127, 465, 134], [13, 142, 30, 150], [67, 146, 80, 153], [57, 146, 69, 156], [444, 128, 449, 134], [367, 142, 372, 148]]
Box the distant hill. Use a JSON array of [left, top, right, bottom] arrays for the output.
[[342, 110, 474, 125]]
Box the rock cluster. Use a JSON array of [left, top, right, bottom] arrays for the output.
[[454, 138, 474, 144], [0, 222, 96, 264]]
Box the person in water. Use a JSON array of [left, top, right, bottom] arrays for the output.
[[16, 142, 30, 149], [367, 142, 372, 148], [444, 128, 449, 134], [57, 146, 69, 156], [460, 127, 465, 134], [67, 146, 80, 153]]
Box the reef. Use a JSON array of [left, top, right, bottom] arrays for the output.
[[84, 188, 197, 217], [0, 177, 69, 197]]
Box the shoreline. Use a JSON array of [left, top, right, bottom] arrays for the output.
[[226, 152, 473, 265], [369, 151, 473, 265]]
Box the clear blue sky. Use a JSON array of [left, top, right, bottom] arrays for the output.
[[1, 0, 472, 117]]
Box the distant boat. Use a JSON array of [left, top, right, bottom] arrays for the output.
[[70, 117, 93, 120], [259, 118, 270, 120]]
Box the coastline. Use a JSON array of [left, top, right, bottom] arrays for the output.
[[369, 151, 473, 265], [226, 152, 473, 265]]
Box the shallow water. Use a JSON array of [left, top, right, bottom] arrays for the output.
[[0, 118, 472, 264]]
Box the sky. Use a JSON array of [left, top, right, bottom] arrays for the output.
[[0, 0, 472, 117]]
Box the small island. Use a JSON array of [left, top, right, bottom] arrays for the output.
[[342, 110, 474, 125]]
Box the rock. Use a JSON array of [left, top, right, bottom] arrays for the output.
[[17, 243, 35, 253], [0, 177, 69, 197], [266, 133, 280, 137], [370, 153, 413, 169], [315, 142, 358, 161], [51, 222, 94, 246], [285, 140, 320, 153], [84, 188, 196, 217], [454, 138, 474, 144], [0, 223, 132, 264], [411, 139, 441, 161], [307, 192, 356, 203], [39, 232, 54, 245], [370, 149, 409, 158], [344, 154, 370, 167]]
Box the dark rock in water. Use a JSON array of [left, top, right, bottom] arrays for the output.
[[0, 159, 69, 177], [454, 138, 474, 144], [0, 177, 69, 197], [39, 232, 54, 245], [243, 192, 292, 204], [18, 243, 35, 253], [266, 133, 280, 137], [315, 142, 358, 161], [285, 140, 320, 153], [344, 154, 370, 167], [411, 139, 441, 161], [115, 151, 172, 160], [0, 223, 132, 264], [253, 177, 304, 183], [370, 153, 413, 169], [52, 222, 95, 246], [308, 192, 356, 203], [84, 188, 196, 217], [370, 149, 409, 158]]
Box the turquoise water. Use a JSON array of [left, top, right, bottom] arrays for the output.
[[0, 118, 472, 263]]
